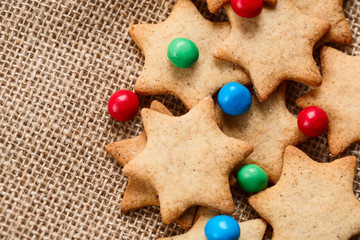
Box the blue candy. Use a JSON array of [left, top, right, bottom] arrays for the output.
[[204, 215, 241, 240], [218, 82, 252, 116]]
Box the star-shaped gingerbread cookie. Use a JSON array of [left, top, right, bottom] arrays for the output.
[[249, 145, 360, 240], [292, 0, 352, 44], [106, 100, 196, 229], [158, 207, 267, 240], [216, 84, 307, 183], [297, 47, 360, 156], [106, 100, 236, 211], [123, 97, 254, 224], [215, 0, 330, 102], [206, 0, 277, 13], [129, 0, 249, 109]]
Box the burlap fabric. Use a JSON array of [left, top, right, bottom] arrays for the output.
[[0, 0, 359, 239]]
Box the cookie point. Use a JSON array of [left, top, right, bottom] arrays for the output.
[[149, 100, 161, 108], [285, 145, 298, 155], [105, 143, 113, 153], [140, 107, 153, 119], [128, 24, 140, 37], [320, 45, 332, 56]]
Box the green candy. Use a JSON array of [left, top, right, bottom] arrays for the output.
[[237, 164, 268, 193], [167, 38, 199, 68]]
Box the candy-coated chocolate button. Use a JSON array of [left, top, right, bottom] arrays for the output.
[[218, 82, 252, 116], [297, 106, 328, 137], [204, 215, 240, 240], [108, 90, 139, 122], [167, 38, 199, 68], [237, 164, 268, 193], [231, 0, 263, 18]]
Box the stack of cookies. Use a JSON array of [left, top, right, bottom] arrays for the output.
[[106, 0, 360, 239]]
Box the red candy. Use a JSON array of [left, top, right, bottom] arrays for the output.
[[231, 0, 263, 18], [298, 106, 328, 137], [108, 90, 139, 122]]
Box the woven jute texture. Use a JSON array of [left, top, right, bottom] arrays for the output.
[[0, 0, 359, 239]]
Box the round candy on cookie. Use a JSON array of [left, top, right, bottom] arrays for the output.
[[205, 215, 241, 240], [218, 82, 252, 116], [231, 0, 263, 18], [237, 164, 268, 193], [297, 106, 328, 137], [167, 38, 199, 68]]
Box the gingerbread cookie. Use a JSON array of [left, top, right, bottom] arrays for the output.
[[106, 100, 237, 211], [158, 207, 267, 240], [123, 98, 253, 224], [216, 84, 307, 182], [215, 0, 330, 102], [106, 100, 196, 229], [249, 145, 360, 239], [297, 47, 360, 156], [292, 0, 352, 45], [129, 0, 249, 109], [206, 0, 277, 13], [106, 101, 170, 211]]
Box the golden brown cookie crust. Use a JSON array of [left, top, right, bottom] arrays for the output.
[[129, 0, 249, 109], [215, 0, 330, 102], [297, 47, 360, 156], [123, 98, 253, 224], [249, 146, 360, 240], [292, 0, 352, 45], [106, 101, 195, 229], [158, 207, 267, 240], [216, 84, 307, 183]]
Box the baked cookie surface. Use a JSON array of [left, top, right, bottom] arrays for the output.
[[215, 0, 330, 102], [130, 0, 249, 109], [106, 101, 196, 229], [249, 145, 360, 240], [158, 207, 267, 240], [216, 84, 307, 183], [123, 98, 253, 224], [292, 0, 352, 44], [297, 47, 360, 156]]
